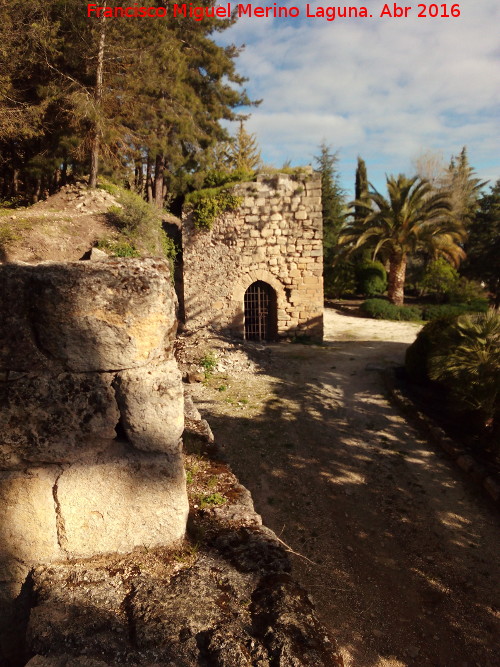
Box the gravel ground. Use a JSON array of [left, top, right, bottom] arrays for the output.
[[188, 308, 500, 667]]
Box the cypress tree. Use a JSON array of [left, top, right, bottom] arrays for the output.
[[314, 143, 346, 293], [354, 156, 369, 224]]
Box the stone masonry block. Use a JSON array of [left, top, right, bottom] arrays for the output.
[[58, 452, 188, 558], [113, 360, 184, 456], [0, 372, 119, 467], [0, 467, 61, 582], [0, 260, 177, 373]]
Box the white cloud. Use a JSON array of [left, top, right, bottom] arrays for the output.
[[220, 0, 500, 193]]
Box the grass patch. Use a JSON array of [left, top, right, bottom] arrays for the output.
[[198, 492, 226, 508], [96, 238, 140, 257], [101, 185, 177, 269], [0, 225, 20, 247]]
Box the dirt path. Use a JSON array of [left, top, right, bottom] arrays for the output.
[[188, 308, 500, 667]]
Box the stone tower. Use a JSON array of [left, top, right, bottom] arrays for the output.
[[182, 169, 323, 342]]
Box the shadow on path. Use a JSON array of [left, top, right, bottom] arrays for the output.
[[193, 331, 500, 667]]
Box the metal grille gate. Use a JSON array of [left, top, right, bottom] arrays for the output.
[[244, 281, 275, 341]]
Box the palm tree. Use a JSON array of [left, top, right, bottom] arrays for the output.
[[342, 174, 466, 304]]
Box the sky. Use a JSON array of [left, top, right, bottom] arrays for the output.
[[217, 0, 500, 196]]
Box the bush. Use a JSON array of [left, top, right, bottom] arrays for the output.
[[361, 298, 422, 322], [420, 258, 459, 301], [105, 188, 177, 269], [406, 311, 500, 444], [422, 301, 488, 321], [405, 316, 458, 384], [428, 310, 500, 436], [108, 189, 160, 235], [185, 187, 242, 230], [325, 260, 357, 298], [202, 168, 254, 189], [447, 277, 489, 305], [356, 260, 387, 297]]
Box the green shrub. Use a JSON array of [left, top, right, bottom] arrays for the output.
[[446, 277, 489, 305], [397, 305, 423, 321], [104, 188, 177, 268], [361, 298, 393, 319], [325, 260, 356, 298], [356, 260, 387, 297], [97, 179, 120, 196], [405, 316, 458, 384], [428, 310, 500, 434], [361, 299, 422, 322], [202, 168, 254, 189], [107, 189, 160, 235], [422, 301, 488, 321], [185, 186, 242, 230], [420, 258, 459, 300]]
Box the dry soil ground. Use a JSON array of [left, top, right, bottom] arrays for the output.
[[188, 308, 500, 667]]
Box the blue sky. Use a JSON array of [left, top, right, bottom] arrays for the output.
[[218, 0, 500, 196]]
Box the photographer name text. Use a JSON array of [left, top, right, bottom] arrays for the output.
[[87, 3, 462, 21]]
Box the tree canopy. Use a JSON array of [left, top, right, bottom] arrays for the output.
[[0, 0, 254, 205], [342, 174, 467, 304], [462, 180, 500, 306]]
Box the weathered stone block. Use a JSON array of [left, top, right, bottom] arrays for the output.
[[113, 360, 184, 455], [0, 260, 176, 373], [0, 467, 61, 581], [58, 453, 188, 558], [0, 372, 119, 466]]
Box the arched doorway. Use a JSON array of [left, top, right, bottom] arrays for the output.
[[244, 281, 277, 341]]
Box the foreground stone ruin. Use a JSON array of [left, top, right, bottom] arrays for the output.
[[0, 259, 188, 659], [0, 258, 343, 666]]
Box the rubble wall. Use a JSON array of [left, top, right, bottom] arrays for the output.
[[0, 259, 188, 653], [182, 170, 323, 341]]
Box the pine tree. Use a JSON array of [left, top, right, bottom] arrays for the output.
[[0, 0, 255, 204], [444, 147, 487, 227], [227, 121, 261, 172]]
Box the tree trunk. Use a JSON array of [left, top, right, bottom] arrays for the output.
[[61, 158, 68, 186], [154, 153, 165, 209], [89, 4, 106, 189], [11, 168, 19, 198], [134, 162, 143, 195], [388, 253, 407, 305], [32, 177, 41, 204], [146, 154, 153, 203]]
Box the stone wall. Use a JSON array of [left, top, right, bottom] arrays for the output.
[[182, 169, 323, 341], [0, 259, 188, 657]]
